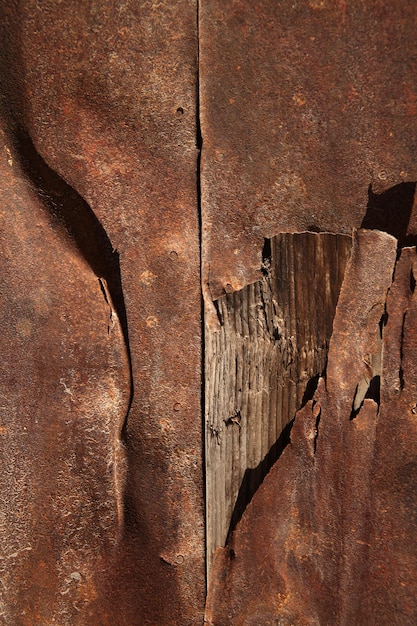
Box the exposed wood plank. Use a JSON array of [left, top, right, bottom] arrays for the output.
[[205, 232, 352, 573]]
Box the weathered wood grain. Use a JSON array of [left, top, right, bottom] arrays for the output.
[[205, 232, 352, 572]]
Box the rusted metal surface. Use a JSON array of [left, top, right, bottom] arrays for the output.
[[1, 0, 417, 623], [205, 233, 351, 574], [0, 120, 131, 623], [200, 0, 417, 301], [205, 230, 417, 624], [0, 1, 204, 623]]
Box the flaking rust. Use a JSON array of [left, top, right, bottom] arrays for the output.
[[0, 0, 416, 623], [206, 230, 417, 624]]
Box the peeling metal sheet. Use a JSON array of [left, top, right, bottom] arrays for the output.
[[1, 0, 417, 622], [205, 230, 417, 624], [200, 0, 417, 300]]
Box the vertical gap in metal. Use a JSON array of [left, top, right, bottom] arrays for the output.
[[196, 0, 207, 593]]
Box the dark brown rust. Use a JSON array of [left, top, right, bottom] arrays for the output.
[[1, 0, 417, 623], [0, 122, 131, 624]]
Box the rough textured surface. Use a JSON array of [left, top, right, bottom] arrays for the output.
[[1, 0, 417, 623], [0, 1, 204, 623], [200, 0, 417, 303], [205, 232, 351, 573], [205, 230, 417, 625], [0, 121, 131, 624]]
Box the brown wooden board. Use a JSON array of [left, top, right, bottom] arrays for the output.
[[205, 233, 352, 573]]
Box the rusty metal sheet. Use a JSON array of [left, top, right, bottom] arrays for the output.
[[1, 0, 417, 622], [205, 230, 417, 624], [200, 0, 417, 301], [0, 1, 204, 623], [0, 120, 131, 624]]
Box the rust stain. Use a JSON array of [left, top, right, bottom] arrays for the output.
[[0, 0, 416, 622]]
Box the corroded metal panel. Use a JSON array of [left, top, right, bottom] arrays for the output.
[[200, 0, 417, 301], [0, 122, 131, 624], [1, 0, 417, 622], [0, 1, 204, 623], [206, 230, 417, 624], [201, 5, 417, 617]]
